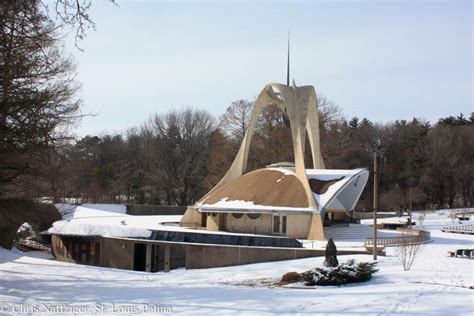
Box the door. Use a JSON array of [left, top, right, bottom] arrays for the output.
[[272, 214, 287, 235], [150, 245, 160, 272], [201, 212, 208, 228], [133, 243, 146, 271]]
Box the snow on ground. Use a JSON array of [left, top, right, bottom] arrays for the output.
[[361, 209, 473, 228], [1, 210, 473, 315]]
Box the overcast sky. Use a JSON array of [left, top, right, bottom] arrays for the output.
[[65, 0, 473, 136]]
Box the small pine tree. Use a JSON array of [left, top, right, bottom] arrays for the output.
[[324, 238, 339, 267]]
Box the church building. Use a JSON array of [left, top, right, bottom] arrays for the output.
[[180, 82, 369, 240]]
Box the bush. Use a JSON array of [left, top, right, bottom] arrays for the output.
[[15, 223, 34, 242], [302, 259, 378, 286], [280, 271, 302, 284]]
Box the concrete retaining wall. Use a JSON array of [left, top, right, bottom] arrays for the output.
[[52, 234, 372, 272], [109, 237, 370, 270], [185, 244, 325, 269]]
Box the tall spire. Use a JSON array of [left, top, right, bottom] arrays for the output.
[[286, 31, 290, 86]]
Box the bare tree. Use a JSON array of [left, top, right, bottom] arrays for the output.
[[218, 99, 254, 142], [151, 108, 215, 205], [448, 209, 459, 223], [396, 236, 424, 271], [253, 105, 293, 167], [416, 213, 426, 227], [48, 0, 117, 49], [317, 94, 343, 127]]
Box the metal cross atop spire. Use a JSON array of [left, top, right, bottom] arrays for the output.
[[286, 31, 290, 86]]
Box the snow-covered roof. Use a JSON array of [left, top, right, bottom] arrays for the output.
[[48, 204, 182, 238], [307, 168, 369, 212], [50, 204, 305, 238], [55, 203, 127, 220], [306, 168, 364, 177]]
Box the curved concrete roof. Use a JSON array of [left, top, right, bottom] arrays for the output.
[[198, 168, 310, 210], [196, 167, 369, 214]]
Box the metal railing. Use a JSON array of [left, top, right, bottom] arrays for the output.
[[365, 229, 431, 247], [300, 240, 316, 249], [441, 224, 474, 234]]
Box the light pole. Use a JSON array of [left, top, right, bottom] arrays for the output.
[[409, 186, 413, 228], [373, 152, 378, 261]]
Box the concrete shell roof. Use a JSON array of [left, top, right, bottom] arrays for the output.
[[198, 168, 310, 211], [197, 167, 369, 214]]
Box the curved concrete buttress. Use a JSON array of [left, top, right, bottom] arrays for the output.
[[207, 85, 283, 190], [303, 86, 326, 169], [203, 82, 325, 210]]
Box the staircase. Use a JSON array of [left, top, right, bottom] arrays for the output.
[[324, 224, 397, 240], [14, 239, 51, 252]]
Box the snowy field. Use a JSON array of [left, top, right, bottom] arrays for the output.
[[1, 211, 473, 315]]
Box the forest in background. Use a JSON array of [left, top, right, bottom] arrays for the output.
[[13, 100, 473, 213]]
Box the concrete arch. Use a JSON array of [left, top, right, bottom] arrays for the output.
[[206, 82, 325, 210]]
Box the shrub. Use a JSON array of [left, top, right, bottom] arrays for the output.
[[280, 271, 302, 284], [302, 259, 378, 286], [15, 223, 34, 242]]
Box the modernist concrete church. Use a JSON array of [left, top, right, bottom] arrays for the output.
[[180, 82, 369, 240]]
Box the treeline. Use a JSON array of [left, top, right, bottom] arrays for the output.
[[40, 99, 473, 212]]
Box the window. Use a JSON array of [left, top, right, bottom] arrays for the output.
[[272, 214, 287, 235], [60, 237, 100, 265], [247, 213, 261, 219], [232, 213, 243, 219], [273, 215, 280, 233]]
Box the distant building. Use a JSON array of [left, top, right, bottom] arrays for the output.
[[180, 83, 369, 240]]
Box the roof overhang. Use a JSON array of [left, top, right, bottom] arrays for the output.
[[312, 169, 369, 213], [194, 204, 318, 215]]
